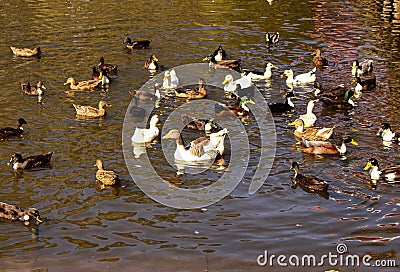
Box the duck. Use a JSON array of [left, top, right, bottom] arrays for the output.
[[377, 123, 399, 143], [94, 159, 120, 186], [0, 118, 27, 139], [129, 84, 161, 102], [301, 136, 358, 155], [130, 96, 146, 118], [282, 67, 316, 85], [242, 62, 278, 81], [73, 100, 110, 117], [175, 78, 207, 99], [162, 128, 228, 162], [290, 162, 329, 192], [320, 90, 356, 110], [21, 81, 46, 96], [92, 66, 102, 81], [10, 46, 41, 57], [268, 92, 295, 113], [312, 49, 328, 67], [215, 96, 255, 117], [289, 100, 317, 128], [64, 77, 101, 91], [313, 82, 348, 98], [363, 158, 400, 182], [124, 36, 151, 49], [181, 113, 219, 133], [97, 57, 117, 74], [131, 114, 160, 144], [352, 76, 376, 96], [222, 74, 252, 93], [9, 152, 53, 170], [0, 202, 42, 224], [213, 45, 227, 61], [352, 60, 373, 77], [162, 69, 179, 89], [144, 54, 159, 71], [265, 32, 280, 46], [292, 119, 335, 141], [203, 55, 242, 72]]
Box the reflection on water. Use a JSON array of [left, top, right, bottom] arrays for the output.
[[0, 0, 399, 270]]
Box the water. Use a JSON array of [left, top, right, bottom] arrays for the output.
[[0, 0, 399, 271]]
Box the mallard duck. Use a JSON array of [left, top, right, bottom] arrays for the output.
[[175, 78, 207, 99], [124, 36, 151, 49], [10, 46, 41, 57], [9, 152, 53, 170], [203, 55, 242, 72], [314, 82, 348, 98], [352, 60, 373, 77], [162, 128, 228, 162], [222, 74, 252, 93], [129, 84, 161, 102], [0, 202, 42, 224], [92, 66, 102, 81], [73, 100, 109, 117], [290, 162, 329, 192], [301, 136, 358, 155], [377, 123, 399, 143], [352, 76, 376, 96], [97, 57, 117, 74], [94, 159, 120, 186], [320, 90, 356, 110], [162, 69, 179, 89], [130, 96, 146, 118], [289, 100, 317, 128], [312, 49, 328, 67], [282, 67, 316, 85], [363, 158, 400, 182], [0, 118, 27, 139], [215, 96, 255, 117], [268, 92, 295, 113], [21, 81, 46, 96], [64, 77, 101, 91], [292, 119, 335, 141], [242, 62, 278, 81], [144, 54, 159, 71], [265, 32, 280, 46], [213, 45, 227, 61], [131, 114, 160, 144], [181, 113, 219, 133]]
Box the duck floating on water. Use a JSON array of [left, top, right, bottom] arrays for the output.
[[95, 159, 120, 186], [64, 77, 101, 91], [352, 60, 373, 77], [162, 69, 179, 89], [292, 119, 335, 141], [265, 32, 280, 47], [175, 78, 207, 100], [21, 81, 46, 96], [213, 45, 227, 62], [301, 136, 358, 155], [282, 67, 316, 85], [290, 161, 329, 193], [124, 36, 151, 49], [242, 62, 278, 81], [203, 55, 242, 72], [0, 202, 42, 224], [10, 46, 41, 57], [181, 113, 219, 133], [0, 118, 27, 139], [312, 49, 328, 67], [377, 123, 399, 144], [268, 92, 295, 114], [97, 57, 117, 74], [363, 158, 400, 182], [289, 100, 318, 128], [320, 90, 356, 110], [73, 101, 110, 118], [131, 114, 160, 144], [9, 152, 53, 170], [144, 54, 159, 71], [129, 84, 161, 102]]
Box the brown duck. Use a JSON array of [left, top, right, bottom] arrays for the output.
[[0, 202, 42, 223]]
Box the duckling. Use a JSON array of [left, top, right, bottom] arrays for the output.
[[215, 96, 255, 117], [265, 32, 280, 47], [268, 92, 295, 113], [10, 46, 41, 57], [203, 55, 242, 73], [124, 36, 151, 49], [320, 90, 356, 110], [162, 69, 179, 89], [0, 118, 27, 139], [222, 75, 252, 93], [213, 45, 227, 61], [242, 62, 278, 81], [312, 49, 328, 67], [292, 119, 335, 141], [144, 54, 159, 71], [9, 152, 53, 170], [175, 78, 207, 99], [130, 96, 146, 118], [363, 158, 400, 182], [290, 162, 329, 192], [0, 202, 42, 224], [94, 159, 120, 186], [289, 100, 317, 128], [181, 113, 219, 133], [73, 100, 110, 118], [301, 136, 358, 155], [64, 77, 101, 91], [282, 67, 316, 85], [129, 84, 161, 102], [131, 114, 160, 144], [352, 60, 373, 77], [97, 57, 117, 74], [352, 76, 376, 96], [377, 123, 399, 143], [21, 81, 46, 96]]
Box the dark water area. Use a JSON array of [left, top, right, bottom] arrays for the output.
[[0, 0, 399, 271]]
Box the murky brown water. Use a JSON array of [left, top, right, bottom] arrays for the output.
[[0, 0, 399, 271]]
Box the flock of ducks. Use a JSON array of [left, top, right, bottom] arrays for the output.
[[1, 32, 399, 224]]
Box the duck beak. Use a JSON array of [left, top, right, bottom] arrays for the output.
[[162, 132, 170, 139], [153, 57, 159, 62], [350, 139, 358, 146], [222, 79, 228, 85], [288, 120, 297, 126], [249, 99, 256, 104], [202, 56, 209, 61], [353, 92, 360, 99], [273, 65, 278, 69], [42, 85, 47, 90], [63, 82, 68, 85], [35, 216, 43, 223], [363, 161, 371, 170]]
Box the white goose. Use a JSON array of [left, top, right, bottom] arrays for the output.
[[131, 115, 160, 144], [283, 67, 316, 85], [162, 69, 179, 89]]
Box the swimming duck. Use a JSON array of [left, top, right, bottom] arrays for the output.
[[352, 76, 376, 96], [320, 90, 356, 110], [175, 78, 207, 99], [377, 123, 399, 143], [130, 96, 146, 118], [0, 202, 42, 224], [213, 45, 227, 62], [64, 77, 101, 91], [129, 84, 161, 102], [222, 74, 252, 93], [94, 159, 120, 186], [242, 62, 278, 81], [290, 162, 329, 192], [352, 60, 373, 77], [301, 136, 358, 155], [97, 57, 117, 74], [265, 32, 280, 46], [92, 66, 102, 81], [312, 49, 328, 67], [282, 67, 316, 85], [131, 114, 160, 144], [289, 100, 317, 128], [73, 100, 109, 117], [268, 92, 295, 113], [144, 54, 159, 71], [181, 113, 219, 133], [0, 118, 27, 139], [21, 81, 46, 96], [10, 46, 41, 57], [124, 36, 151, 49], [9, 152, 53, 170], [203, 55, 242, 72], [162, 69, 179, 89], [313, 82, 348, 98], [292, 119, 335, 141], [215, 96, 255, 117], [363, 158, 400, 182], [162, 128, 228, 162]]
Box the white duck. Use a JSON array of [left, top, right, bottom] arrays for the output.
[[131, 115, 160, 144], [289, 100, 318, 128], [242, 62, 278, 81], [222, 74, 252, 92], [283, 67, 316, 85], [162, 69, 179, 89]]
